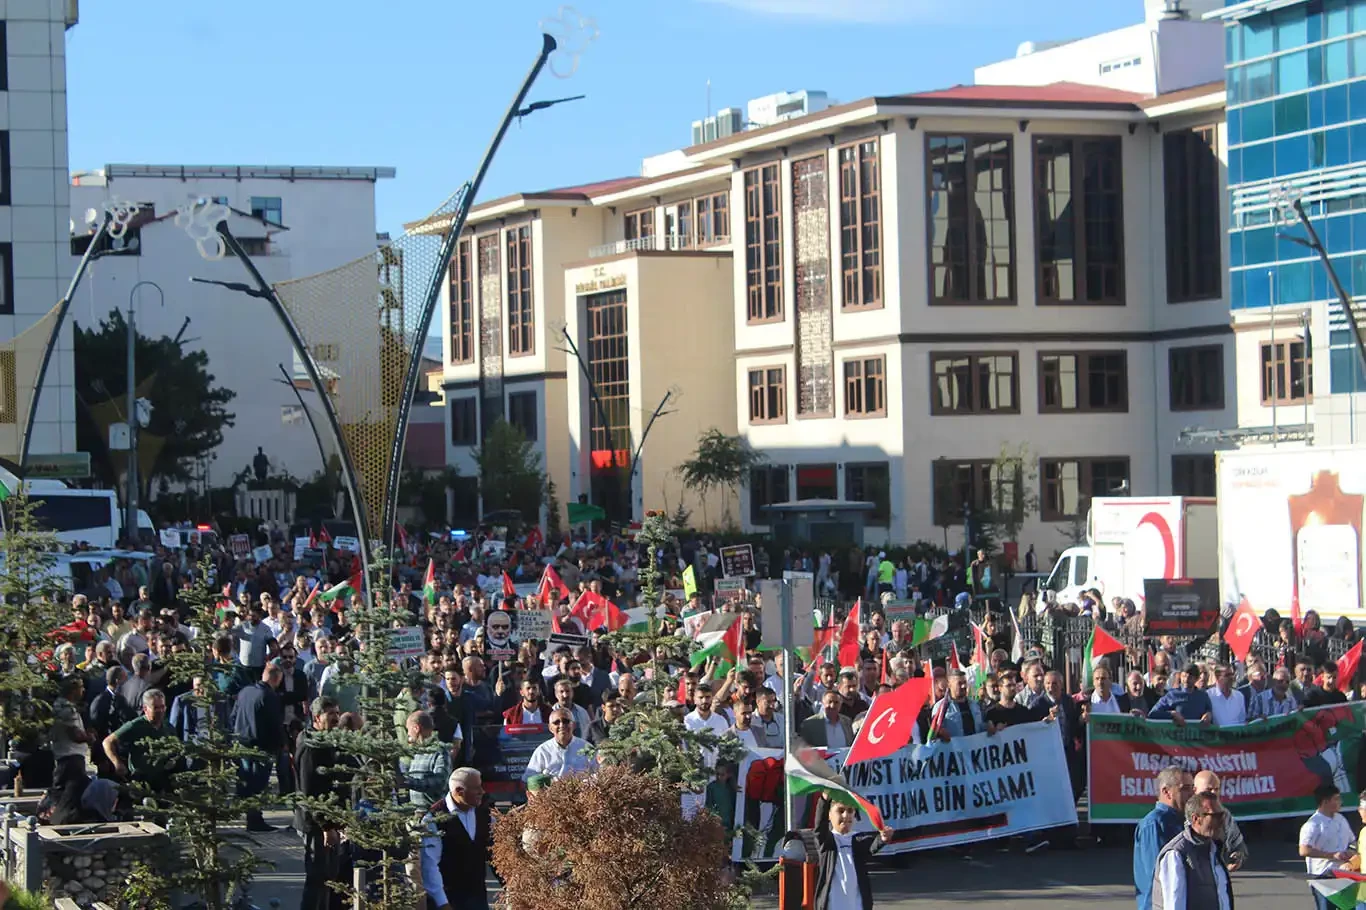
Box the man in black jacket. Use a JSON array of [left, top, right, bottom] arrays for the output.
[[419, 767, 492, 910], [296, 697, 346, 910], [232, 663, 284, 831], [90, 666, 129, 778], [813, 798, 892, 910]]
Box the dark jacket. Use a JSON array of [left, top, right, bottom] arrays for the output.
[[799, 713, 855, 749], [90, 686, 129, 738], [1151, 825, 1235, 910], [813, 822, 884, 910], [232, 681, 285, 753], [426, 796, 492, 903]]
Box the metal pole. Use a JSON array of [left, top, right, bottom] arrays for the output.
[[780, 579, 795, 835], [562, 325, 627, 519], [275, 363, 332, 482], [124, 281, 163, 546], [627, 389, 672, 517], [20, 217, 113, 466], [1292, 198, 1366, 378], [381, 33, 559, 553], [1270, 269, 1277, 447]]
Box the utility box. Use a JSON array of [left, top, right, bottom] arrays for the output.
[[779, 829, 820, 910]]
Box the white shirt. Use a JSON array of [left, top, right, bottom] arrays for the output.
[[1300, 810, 1354, 876], [1090, 689, 1122, 715], [1207, 687, 1248, 727], [829, 831, 861, 910], [419, 794, 480, 909], [1156, 837, 1231, 910], [233, 622, 275, 667], [824, 719, 848, 750], [728, 726, 759, 750], [523, 736, 596, 781], [683, 710, 730, 739]]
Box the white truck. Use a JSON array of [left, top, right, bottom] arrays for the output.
[[1218, 446, 1366, 624], [1043, 496, 1218, 608]]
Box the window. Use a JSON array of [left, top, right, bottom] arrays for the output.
[[1164, 127, 1221, 303], [744, 164, 783, 322], [506, 225, 534, 356], [693, 191, 730, 245], [930, 352, 1018, 415], [625, 208, 655, 243], [0, 23, 7, 92], [0, 243, 12, 316], [0, 133, 11, 207], [249, 196, 283, 225], [1260, 339, 1311, 405], [843, 355, 886, 417], [451, 476, 480, 527], [748, 366, 787, 424], [749, 464, 790, 525], [1040, 457, 1130, 521], [586, 289, 631, 458], [507, 390, 538, 442], [1330, 329, 1366, 394], [1172, 454, 1216, 497], [449, 239, 474, 364], [0, 350, 14, 423], [1169, 344, 1225, 411], [675, 201, 692, 248], [450, 397, 477, 446], [846, 462, 890, 525], [1038, 351, 1128, 412], [928, 134, 1014, 304], [795, 464, 838, 501], [931, 460, 995, 527], [1035, 137, 1124, 304], [839, 140, 883, 309]]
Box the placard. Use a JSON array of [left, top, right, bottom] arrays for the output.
[[334, 535, 360, 553], [782, 570, 814, 582], [548, 631, 588, 653], [482, 540, 507, 557], [159, 529, 180, 549], [387, 626, 426, 660], [252, 544, 274, 564], [720, 544, 756, 578], [883, 600, 920, 626], [293, 536, 310, 560], [230, 534, 251, 559], [1143, 578, 1220, 635], [515, 609, 553, 640], [715, 578, 747, 601], [300, 547, 326, 567]]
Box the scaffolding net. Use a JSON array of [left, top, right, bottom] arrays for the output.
[[272, 185, 470, 539], [0, 301, 66, 463]]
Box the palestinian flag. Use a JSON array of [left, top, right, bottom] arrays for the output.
[[1082, 624, 1125, 673], [786, 745, 885, 831], [0, 464, 18, 501], [690, 612, 743, 669], [1311, 878, 1366, 909], [423, 559, 438, 606], [620, 604, 661, 633], [911, 613, 949, 648], [320, 571, 361, 603]]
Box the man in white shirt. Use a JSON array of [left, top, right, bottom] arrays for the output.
[[523, 708, 597, 781], [683, 683, 730, 739], [1206, 665, 1247, 727], [1301, 784, 1356, 903], [419, 768, 491, 910], [1089, 665, 1122, 715], [1153, 791, 1233, 910], [551, 678, 592, 739]]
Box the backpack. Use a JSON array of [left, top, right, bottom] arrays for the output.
[[745, 757, 783, 804]]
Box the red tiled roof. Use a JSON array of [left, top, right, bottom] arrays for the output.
[[897, 81, 1149, 106]]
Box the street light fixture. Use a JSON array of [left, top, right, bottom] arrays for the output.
[[125, 280, 164, 545]]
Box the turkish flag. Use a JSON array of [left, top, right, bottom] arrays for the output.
[[845, 677, 932, 766], [837, 598, 862, 669], [1339, 639, 1364, 688], [1223, 599, 1261, 663], [502, 572, 517, 599]]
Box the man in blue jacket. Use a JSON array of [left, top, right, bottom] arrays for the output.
[[1134, 766, 1194, 910], [1147, 666, 1213, 725]]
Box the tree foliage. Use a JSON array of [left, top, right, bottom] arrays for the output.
[[677, 429, 765, 530], [0, 491, 66, 745], [398, 466, 461, 529], [472, 419, 545, 520], [74, 311, 236, 494], [491, 764, 738, 910]]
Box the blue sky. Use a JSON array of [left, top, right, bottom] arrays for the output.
[[67, 0, 1142, 234]]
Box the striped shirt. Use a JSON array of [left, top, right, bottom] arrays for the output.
[[1249, 688, 1299, 719]]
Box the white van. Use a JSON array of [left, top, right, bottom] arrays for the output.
[[22, 480, 121, 548]]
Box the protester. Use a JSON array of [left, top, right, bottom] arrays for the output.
[[1301, 784, 1356, 910], [1134, 767, 1194, 910], [1151, 791, 1233, 910], [420, 768, 493, 910], [812, 797, 894, 910], [522, 707, 596, 782]]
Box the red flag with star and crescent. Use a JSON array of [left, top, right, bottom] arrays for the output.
[[1224, 598, 1261, 663], [844, 677, 932, 766]]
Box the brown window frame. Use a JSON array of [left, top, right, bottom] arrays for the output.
[[1164, 125, 1222, 304], [845, 461, 891, 525], [926, 133, 1016, 306], [1171, 453, 1216, 497], [747, 365, 787, 425], [1037, 350, 1129, 413], [1260, 338, 1312, 406], [929, 351, 1020, 416], [694, 190, 730, 246], [744, 164, 783, 324], [506, 225, 534, 357], [931, 459, 997, 527], [839, 139, 883, 310], [843, 355, 887, 418], [450, 397, 478, 447], [449, 238, 474, 364], [749, 464, 790, 525], [1168, 344, 1225, 411], [1039, 456, 1131, 522], [1034, 135, 1125, 306], [507, 389, 538, 442], [624, 207, 655, 244]]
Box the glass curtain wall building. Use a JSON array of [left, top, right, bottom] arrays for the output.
[[1221, 0, 1366, 392]]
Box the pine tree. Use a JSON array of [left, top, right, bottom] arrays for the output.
[[130, 559, 274, 910], [293, 549, 427, 910], [0, 490, 68, 752]]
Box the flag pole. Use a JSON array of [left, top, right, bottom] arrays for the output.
[[780, 579, 796, 836]]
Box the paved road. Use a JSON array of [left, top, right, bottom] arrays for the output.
[[245, 811, 1322, 909]]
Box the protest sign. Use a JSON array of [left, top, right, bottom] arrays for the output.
[[720, 544, 755, 578], [293, 537, 310, 560], [472, 723, 551, 807], [229, 534, 251, 559], [300, 547, 325, 567], [334, 535, 360, 553], [252, 544, 273, 564], [783, 570, 814, 582], [387, 626, 426, 661], [1143, 578, 1220, 635], [732, 748, 787, 862], [515, 609, 553, 640], [159, 529, 180, 549], [715, 577, 747, 598], [1089, 704, 1366, 822], [548, 631, 589, 653], [761, 722, 1073, 854], [883, 600, 919, 626], [482, 540, 507, 557]]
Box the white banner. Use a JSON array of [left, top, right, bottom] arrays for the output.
[[159, 528, 180, 549], [731, 722, 1076, 859]]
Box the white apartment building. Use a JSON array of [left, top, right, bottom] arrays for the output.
[[439, 0, 1241, 551], [68, 164, 394, 489], [0, 0, 79, 468]]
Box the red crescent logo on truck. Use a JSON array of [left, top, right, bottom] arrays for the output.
[[1137, 511, 1177, 580]]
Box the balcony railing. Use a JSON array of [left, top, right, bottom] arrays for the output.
[[588, 233, 730, 259]]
